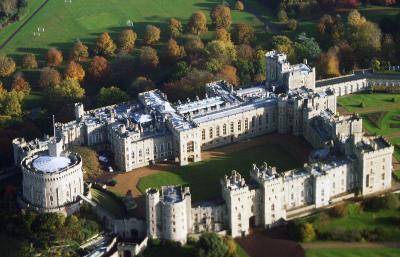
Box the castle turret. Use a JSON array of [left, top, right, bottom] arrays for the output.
[[74, 103, 84, 121]]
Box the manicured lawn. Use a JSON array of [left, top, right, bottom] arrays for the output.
[[338, 93, 400, 163], [138, 142, 301, 201], [0, 0, 266, 60], [303, 203, 400, 241], [306, 248, 400, 257], [90, 188, 125, 218]]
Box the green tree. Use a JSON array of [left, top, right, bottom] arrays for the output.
[[0, 90, 22, 117], [286, 18, 298, 31], [277, 9, 288, 22], [44, 78, 85, 108], [71, 146, 102, 180], [232, 23, 255, 45], [272, 35, 296, 62], [215, 28, 231, 42], [204, 58, 223, 73], [143, 25, 161, 45], [70, 41, 89, 61], [118, 29, 137, 52], [95, 32, 116, 56], [171, 61, 191, 80], [197, 233, 229, 257], [97, 86, 129, 106], [168, 18, 183, 38], [235, 1, 244, 11], [205, 40, 236, 64], [210, 5, 232, 29], [294, 33, 321, 61], [300, 223, 316, 242], [188, 11, 208, 35]]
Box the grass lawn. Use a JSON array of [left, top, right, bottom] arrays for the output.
[[138, 142, 301, 202], [90, 187, 125, 218], [0, 0, 267, 60], [337, 93, 400, 164], [303, 203, 400, 241], [306, 248, 400, 257]]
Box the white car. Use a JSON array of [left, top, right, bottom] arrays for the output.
[[108, 166, 114, 173]]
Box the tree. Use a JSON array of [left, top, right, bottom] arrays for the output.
[[300, 223, 316, 242], [97, 86, 129, 106], [0, 54, 16, 77], [371, 58, 381, 71], [197, 233, 229, 257], [317, 14, 345, 49], [272, 35, 295, 62], [118, 29, 137, 52], [294, 33, 321, 61], [286, 19, 298, 31], [188, 11, 208, 35], [218, 65, 239, 85], [39, 67, 61, 88], [171, 61, 191, 80], [45, 48, 63, 67], [0, 0, 18, 16], [236, 44, 254, 60], [235, 59, 254, 84], [277, 9, 288, 22], [70, 146, 102, 181], [64, 61, 85, 81], [330, 204, 348, 217], [347, 9, 366, 28], [1, 91, 22, 117], [130, 77, 155, 97], [316, 48, 340, 78], [88, 56, 110, 81], [232, 23, 255, 44], [94, 32, 116, 56], [70, 41, 89, 61], [167, 39, 185, 62], [143, 25, 161, 45], [185, 37, 205, 55], [215, 28, 231, 42], [12, 74, 31, 97], [22, 54, 38, 69], [210, 5, 232, 29], [337, 42, 355, 73], [44, 79, 85, 108], [205, 40, 236, 64], [204, 58, 223, 73], [235, 1, 244, 11], [168, 18, 183, 39], [140, 46, 159, 68]]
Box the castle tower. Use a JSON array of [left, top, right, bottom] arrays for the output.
[[74, 103, 84, 121], [221, 170, 255, 238], [146, 188, 161, 239], [277, 95, 288, 133]]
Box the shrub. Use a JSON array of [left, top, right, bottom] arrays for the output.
[[359, 101, 365, 108], [330, 204, 348, 218], [300, 223, 316, 242], [277, 9, 288, 22], [392, 97, 398, 103], [382, 193, 400, 210], [286, 19, 298, 31]]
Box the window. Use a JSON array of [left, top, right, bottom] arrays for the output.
[[139, 150, 142, 157], [238, 120, 242, 131], [230, 122, 234, 133], [202, 129, 205, 140], [382, 173, 385, 180], [252, 116, 256, 127], [216, 126, 220, 137], [223, 124, 227, 135], [271, 204, 275, 211], [146, 148, 150, 155], [209, 127, 213, 139], [366, 174, 370, 187], [244, 119, 249, 130], [187, 141, 194, 153], [258, 116, 262, 126]]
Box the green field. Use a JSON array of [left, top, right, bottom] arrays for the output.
[[337, 93, 400, 165], [303, 203, 400, 241], [306, 248, 400, 257], [90, 188, 125, 218], [138, 142, 302, 201], [0, 0, 267, 60]]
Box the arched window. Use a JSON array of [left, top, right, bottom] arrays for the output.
[[209, 127, 213, 139]]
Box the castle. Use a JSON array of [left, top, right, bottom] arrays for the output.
[[12, 51, 397, 237]]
